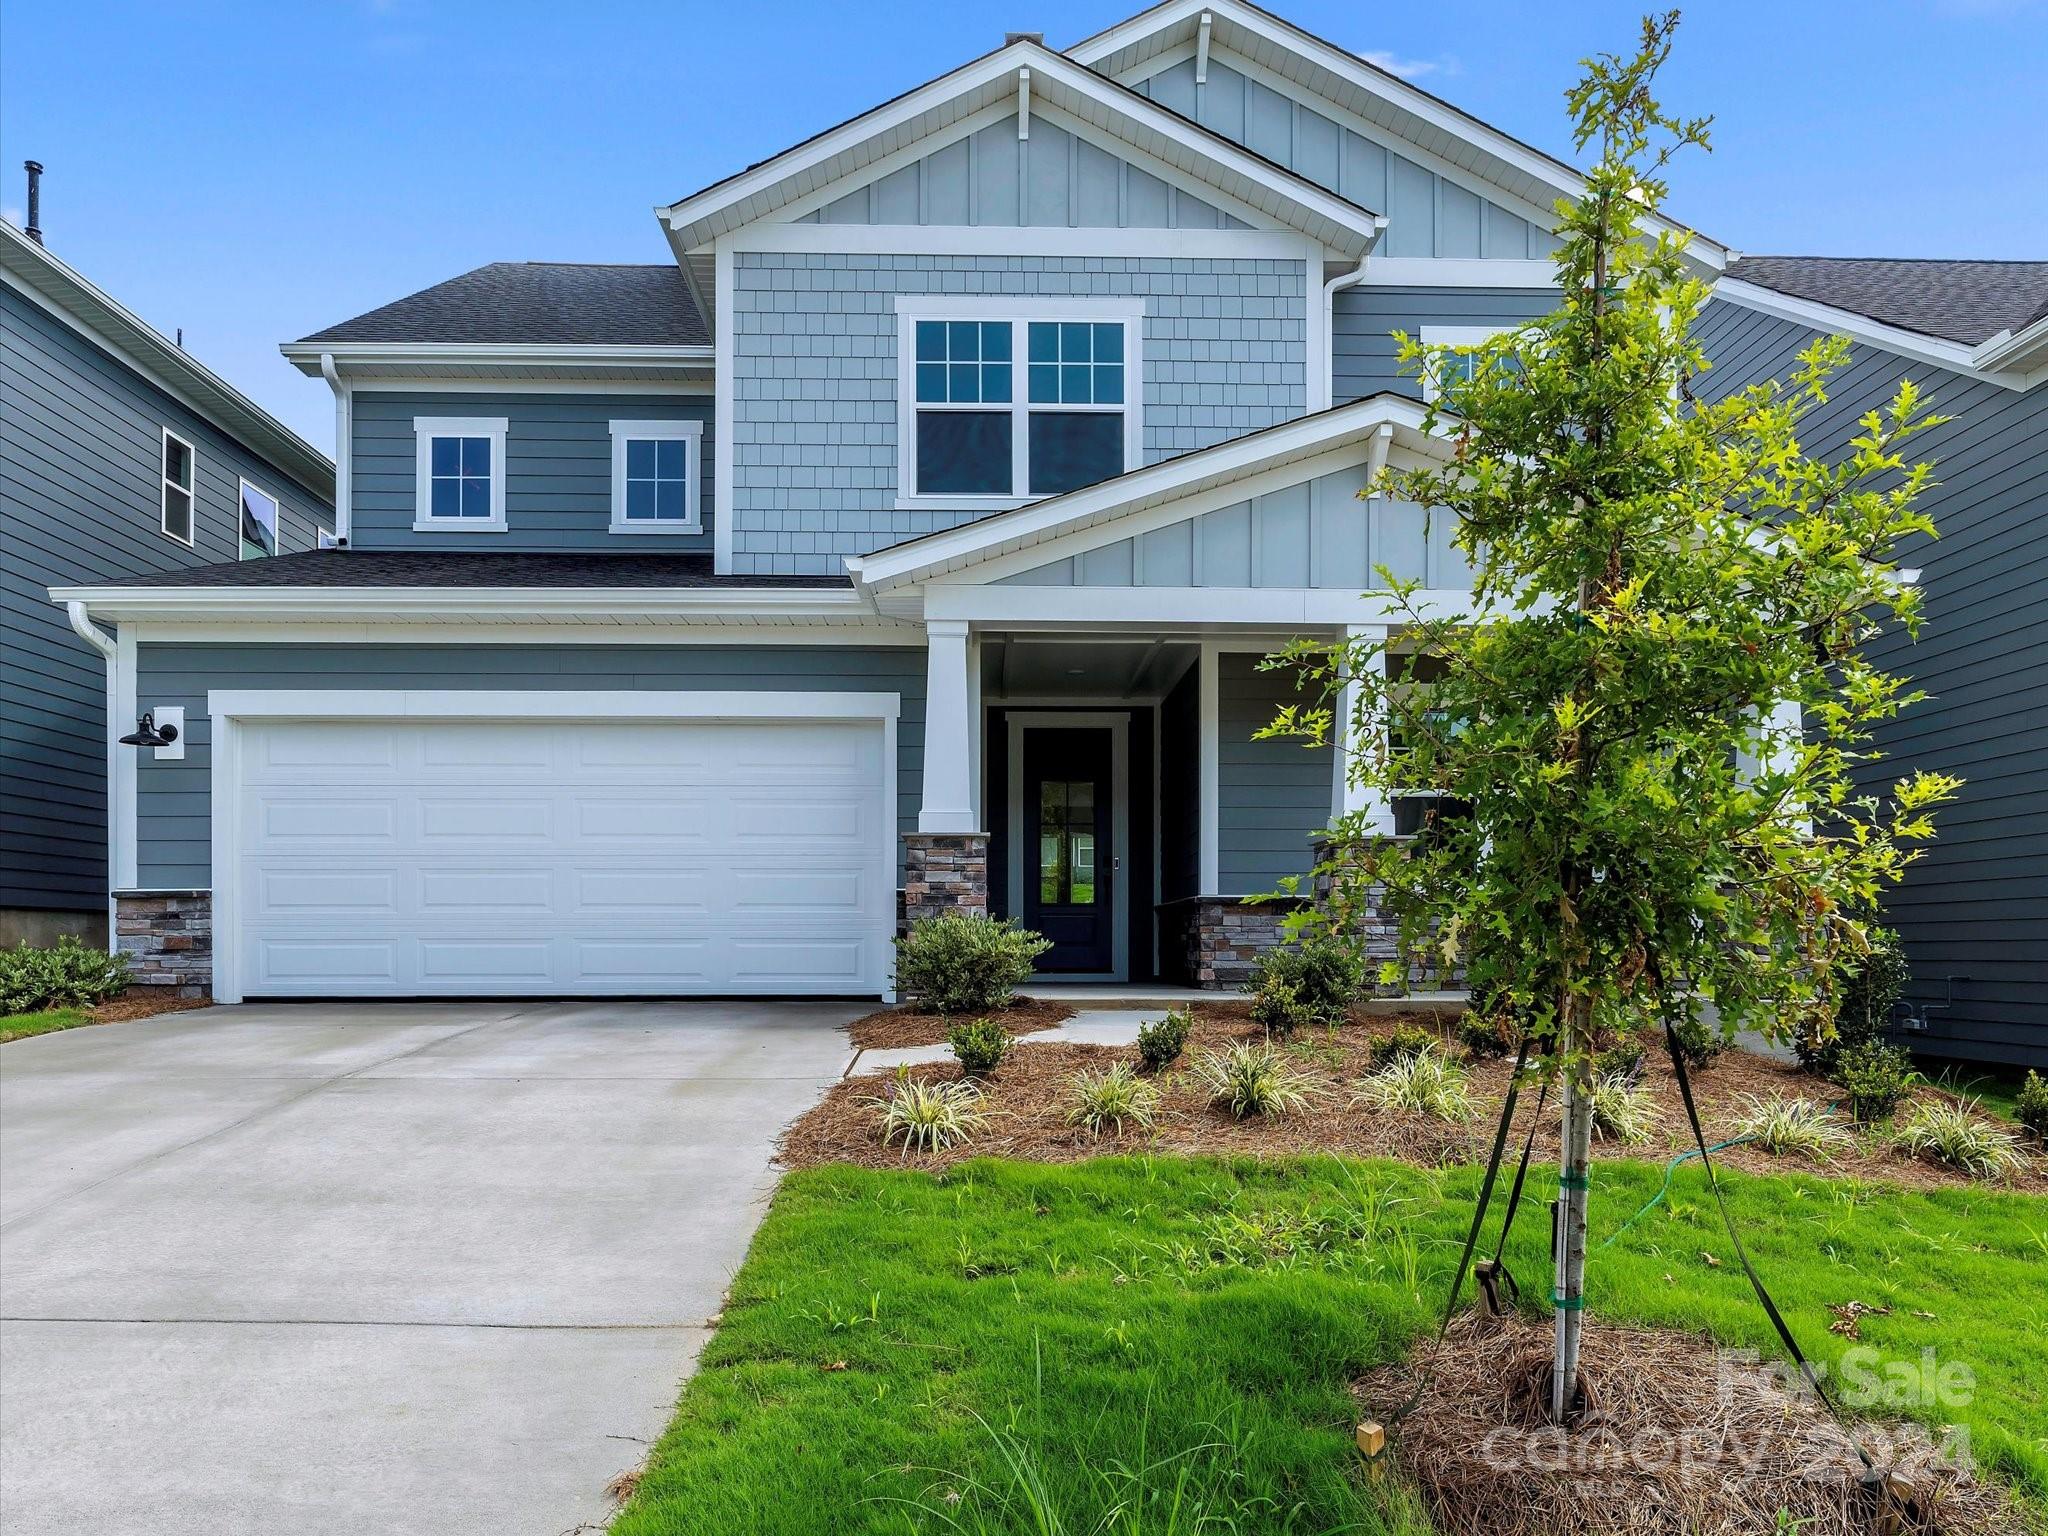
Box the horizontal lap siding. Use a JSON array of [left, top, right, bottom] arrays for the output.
[[1695, 298, 2048, 1066], [349, 392, 713, 553], [1334, 286, 1559, 404], [1, 287, 330, 911], [131, 644, 925, 890], [1217, 651, 1329, 895]]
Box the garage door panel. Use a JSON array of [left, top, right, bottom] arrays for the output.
[[233, 716, 888, 997]]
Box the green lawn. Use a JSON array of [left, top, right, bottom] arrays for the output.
[[0, 1007, 92, 1043], [614, 1155, 2047, 1534]]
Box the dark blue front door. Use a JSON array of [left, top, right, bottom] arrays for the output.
[[1023, 728, 1113, 973]]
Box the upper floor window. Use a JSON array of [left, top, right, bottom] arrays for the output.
[[239, 479, 280, 559], [413, 417, 508, 532], [609, 419, 704, 535], [1419, 324, 1515, 404], [896, 299, 1143, 506], [160, 428, 195, 546]]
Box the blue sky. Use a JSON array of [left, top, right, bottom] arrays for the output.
[[3, 0, 2042, 452]]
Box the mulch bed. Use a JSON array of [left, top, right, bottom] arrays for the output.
[[92, 991, 213, 1024], [1353, 1311, 2021, 1536], [843, 997, 1077, 1049], [787, 1003, 2046, 1193]]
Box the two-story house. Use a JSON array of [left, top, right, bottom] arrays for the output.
[[57, 3, 2034, 1059], [2, 200, 332, 949]]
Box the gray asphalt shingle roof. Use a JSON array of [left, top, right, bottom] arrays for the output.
[[101, 551, 846, 589], [298, 262, 709, 348], [1728, 256, 2048, 347]]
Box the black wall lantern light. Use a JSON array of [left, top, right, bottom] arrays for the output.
[[119, 710, 180, 749]]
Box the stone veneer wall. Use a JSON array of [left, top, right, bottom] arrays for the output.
[[112, 891, 212, 998], [901, 833, 990, 930]]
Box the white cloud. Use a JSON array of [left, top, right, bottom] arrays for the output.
[[1356, 49, 1445, 80]]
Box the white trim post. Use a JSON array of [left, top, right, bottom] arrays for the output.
[[1333, 625, 1394, 835], [920, 619, 980, 833], [1198, 640, 1220, 894]]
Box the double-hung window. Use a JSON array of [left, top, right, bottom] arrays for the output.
[[898, 299, 1142, 505], [413, 416, 508, 531], [160, 428, 195, 545], [239, 478, 280, 559], [609, 419, 703, 534], [1419, 324, 1516, 404]]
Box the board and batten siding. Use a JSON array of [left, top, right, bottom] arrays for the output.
[[130, 644, 926, 889], [1217, 651, 1331, 895], [798, 112, 1247, 231], [730, 251, 1309, 575], [1131, 55, 1560, 261], [1, 283, 329, 918], [1695, 297, 2048, 1068], [348, 392, 713, 553], [1334, 286, 1559, 405], [998, 462, 1471, 592]]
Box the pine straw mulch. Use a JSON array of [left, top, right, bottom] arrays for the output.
[[843, 997, 1077, 1049], [784, 1003, 2046, 1193], [91, 990, 214, 1024], [1353, 1311, 2030, 1536]]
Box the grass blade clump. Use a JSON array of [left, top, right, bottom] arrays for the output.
[[1065, 1062, 1161, 1137], [1354, 1048, 1477, 1122], [1730, 1094, 1853, 1163], [1893, 1099, 2024, 1179], [1193, 1043, 1315, 1121], [1588, 1071, 1660, 1145], [868, 1066, 986, 1155]]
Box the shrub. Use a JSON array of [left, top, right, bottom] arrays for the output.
[[1066, 1062, 1162, 1137], [2017, 1071, 2048, 1144], [1667, 1016, 1728, 1072], [947, 1017, 1011, 1076], [1369, 1024, 1438, 1070], [1593, 1038, 1646, 1082], [1893, 1099, 2024, 1180], [894, 914, 1051, 1015], [1248, 977, 1316, 1038], [1354, 1048, 1476, 1122], [1731, 1094, 1854, 1163], [1837, 1042, 1915, 1124], [1457, 1010, 1516, 1060], [1247, 935, 1362, 1025], [0, 937, 129, 1015], [869, 1067, 986, 1155], [1588, 1072, 1660, 1145], [1136, 1009, 1191, 1072], [1800, 927, 1907, 1076], [1193, 1043, 1315, 1121]]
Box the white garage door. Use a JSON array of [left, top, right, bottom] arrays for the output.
[[230, 716, 890, 997]]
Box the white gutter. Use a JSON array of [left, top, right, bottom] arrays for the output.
[[320, 353, 351, 545], [46, 583, 895, 626]]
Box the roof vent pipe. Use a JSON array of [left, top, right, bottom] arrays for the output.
[[23, 160, 43, 244]]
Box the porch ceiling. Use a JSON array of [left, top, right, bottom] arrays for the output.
[[983, 635, 1196, 701]]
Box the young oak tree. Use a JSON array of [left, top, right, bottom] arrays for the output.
[[1264, 14, 1958, 1420]]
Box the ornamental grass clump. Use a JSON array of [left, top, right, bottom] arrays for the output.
[[1730, 1094, 1854, 1164], [946, 1017, 1010, 1076], [893, 914, 1051, 1015], [1588, 1072, 1660, 1145], [1065, 1062, 1161, 1137], [1893, 1099, 2024, 1180], [869, 1067, 986, 1156], [1354, 1047, 1476, 1123], [1135, 1008, 1190, 1071], [1193, 1043, 1315, 1121]]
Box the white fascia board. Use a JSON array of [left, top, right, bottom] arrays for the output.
[[1713, 279, 2036, 391], [281, 341, 716, 378], [1970, 312, 2048, 380], [729, 222, 1321, 261], [207, 689, 902, 722], [1066, 0, 1728, 271], [846, 396, 1440, 590], [48, 583, 880, 627], [659, 38, 1380, 257], [923, 584, 1489, 628], [1361, 258, 1559, 290]]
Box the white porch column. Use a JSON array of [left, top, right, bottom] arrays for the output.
[[1198, 640, 1221, 893], [1331, 625, 1395, 836], [919, 618, 979, 833]]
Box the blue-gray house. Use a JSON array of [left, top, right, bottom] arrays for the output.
[[2, 205, 333, 949], [42, 3, 2044, 1065]]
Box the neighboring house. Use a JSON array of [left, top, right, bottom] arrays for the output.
[[58, 3, 2035, 1069], [2, 210, 333, 948], [1701, 260, 2048, 1068]]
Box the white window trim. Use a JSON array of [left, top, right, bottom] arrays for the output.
[[159, 427, 196, 547], [413, 416, 509, 532], [237, 476, 281, 560], [1418, 324, 1514, 404], [894, 296, 1145, 512], [608, 419, 704, 535]]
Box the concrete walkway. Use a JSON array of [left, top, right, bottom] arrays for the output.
[[0, 1000, 858, 1536]]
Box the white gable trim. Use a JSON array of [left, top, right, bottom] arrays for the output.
[[1715, 278, 2044, 392], [845, 394, 1442, 591]]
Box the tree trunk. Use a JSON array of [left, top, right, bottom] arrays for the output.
[[1551, 1011, 1594, 1421]]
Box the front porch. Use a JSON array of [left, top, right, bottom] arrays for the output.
[[903, 627, 1404, 988]]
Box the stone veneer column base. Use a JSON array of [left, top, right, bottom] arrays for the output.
[[900, 833, 990, 931], [112, 890, 213, 998]]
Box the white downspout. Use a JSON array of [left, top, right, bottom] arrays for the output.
[[320, 352, 351, 545], [66, 599, 115, 661], [1318, 243, 1377, 413], [68, 601, 120, 939]]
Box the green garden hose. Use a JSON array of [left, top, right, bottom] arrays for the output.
[[1597, 1135, 1756, 1250]]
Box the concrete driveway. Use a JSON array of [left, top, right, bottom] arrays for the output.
[[0, 1000, 858, 1535]]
